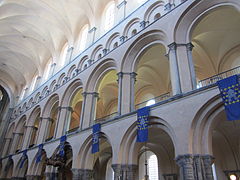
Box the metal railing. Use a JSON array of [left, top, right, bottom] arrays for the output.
[[66, 127, 79, 134], [198, 66, 240, 88], [95, 112, 118, 122], [135, 92, 171, 110]]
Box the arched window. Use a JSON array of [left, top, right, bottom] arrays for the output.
[[20, 87, 27, 101], [44, 59, 52, 81], [79, 25, 89, 52], [104, 2, 115, 31], [60, 44, 69, 66], [30, 75, 38, 92], [139, 151, 159, 180]]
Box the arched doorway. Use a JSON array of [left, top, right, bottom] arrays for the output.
[[92, 136, 113, 180], [120, 118, 177, 179], [134, 44, 171, 109], [211, 111, 240, 179]]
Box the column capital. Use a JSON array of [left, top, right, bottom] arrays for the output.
[[88, 27, 97, 33], [72, 169, 94, 179], [130, 72, 137, 79], [39, 117, 53, 122], [24, 125, 37, 129], [186, 42, 194, 51], [168, 42, 177, 51], [117, 0, 127, 9], [201, 154, 214, 165], [13, 132, 24, 136], [82, 92, 99, 97], [176, 154, 193, 165], [58, 106, 73, 112]]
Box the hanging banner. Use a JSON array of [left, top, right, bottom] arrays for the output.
[[36, 144, 44, 163], [217, 75, 240, 121], [59, 135, 67, 157], [92, 123, 101, 154], [137, 106, 150, 142]]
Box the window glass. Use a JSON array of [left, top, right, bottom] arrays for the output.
[[104, 2, 115, 31]]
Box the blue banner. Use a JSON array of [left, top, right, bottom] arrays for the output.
[[217, 75, 240, 121], [59, 135, 67, 157], [137, 106, 150, 142], [36, 144, 43, 163], [20, 150, 27, 168], [92, 123, 101, 154]]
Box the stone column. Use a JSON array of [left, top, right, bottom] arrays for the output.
[[112, 164, 122, 180], [168, 43, 181, 95], [36, 117, 52, 144], [122, 164, 138, 180], [176, 154, 195, 180], [66, 47, 74, 63], [186, 43, 197, 89], [81, 92, 99, 129], [117, 73, 123, 116], [193, 155, 204, 180], [119, 72, 137, 114], [35, 76, 42, 89], [10, 132, 23, 153], [50, 63, 56, 78], [117, 0, 127, 21], [2, 138, 12, 157], [175, 43, 196, 92], [45, 172, 58, 180], [72, 169, 93, 180], [202, 155, 214, 180], [112, 164, 138, 180], [55, 107, 73, 138], [88, 27, 97, 45], [22, 125, 36, 149]]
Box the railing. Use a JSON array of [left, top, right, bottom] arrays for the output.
[[66, 126, 79, 134], [95, 112, 118, 122], [135, 92, 171, 110], [198, 66, 240, 88]]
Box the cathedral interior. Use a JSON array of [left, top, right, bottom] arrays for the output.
[[0, 0, 240, 179]]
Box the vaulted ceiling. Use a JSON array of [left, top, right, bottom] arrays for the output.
[[0, 0, 115, 96]]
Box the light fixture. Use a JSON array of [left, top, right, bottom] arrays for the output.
[[146, 99, 155, 106], [230, 174, 237, 180]]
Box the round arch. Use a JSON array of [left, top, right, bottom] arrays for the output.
[[29, 148, 47, 177], [77, 132, 113, 170], [85, 58, 118, 92], [119, 117, 177, 165], [174, 0, 240, 43], [118, 117, 178, 179], [121, 30, 168, 73], [14, 156, 28, 179], [191, 94, 240, 178], [42, 94, 59, 118]]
